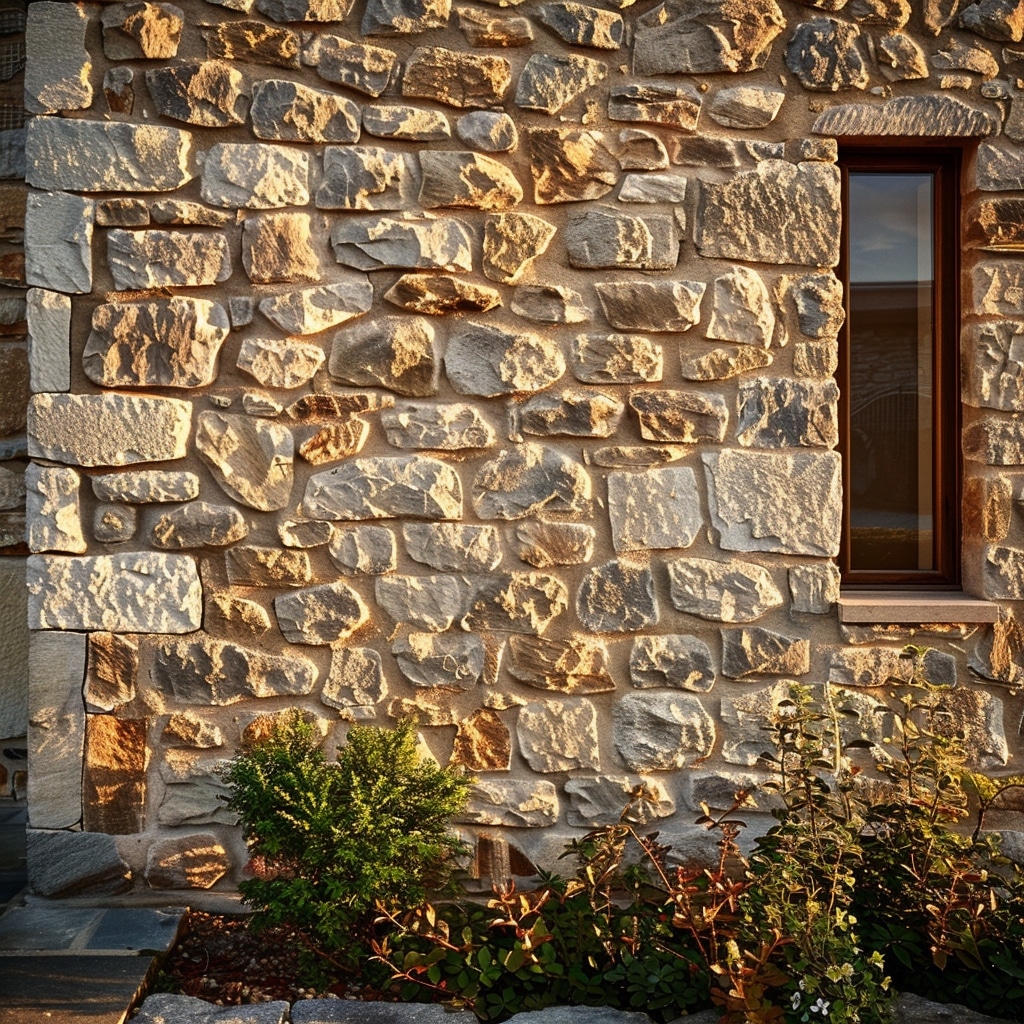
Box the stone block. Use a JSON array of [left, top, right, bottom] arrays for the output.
[[507, 634, 612, 694], [706, 267, 775, 348], [243, 212, 320, 283], [404, 523, 501, 571], [28, 393, 192, 467], [375, 574, 465, 631], [27, 830, 130, 897], [146, 833, 230, 889], [459, 779, 559, 826], [158, 755, 236, 826], [91, 471, 199, 504], [152, 502, 248, 549], [106, 230, 231, 290], [473, 443, 589, 519], [964, 321, 1024, 410], [812, 94, 998, 136], [330, 316, 437, 396], [633, 0, 784, 74], [308, 35, 398, 97], [393, 632, 484, 688], [274, 580, 369, 644], [520, 389, 623, 437], [515, 520, 594, 567], [364, 104, 451, 140], [225, 546, 311, 587], [85, 299, 229, 389], [102, 2, 184, 59], [27, 630, 86, 829], [201, 143, 309, 209], [380, 402, 496, 450], [970, 261, 1024, 316], [85, 633, 139, 713], [204, 20, 299, 67], [482, 212, 557, 283], [26, 289, 71, 393], [25, 2, 92, 114], [322, 646, 387, 716], [26, 464, 86, 554], [25, 191, 93, 294], [402, 46, 511, 108], [629, 635, 715, 692], [595, 280, 704, 332], [514, 53, 607, 115], [565, 775, 673, 827], [456, 110, 519, 151], [317, 146, 420, 210], [785, 17, 868, 91], [517, 698, 599, 771], [154, 636, 317, 704], [789, 563, 841, 613], [572, 333, 662, 384], [629, 389, 728, 443], [145, 62, 246, 127], [332, 215, 472, 271], [0, 559, 28, 740], [608, 83, 702, 130], [736, 377, 839, 448], [703, 449, 842, 556], [680, 344, 773, 382], [196, 412, 294, 512], [93, 505, 137, 544], [577, 560, 657, 632], [607, 466, 701, 552], [83, 715, 148, 834], [329, 524, 397, 574], [696, 161, 841, 267], [463, 572, 568, 634], [667, 556, 783, 622], [451, 709, 511, 771], [27, 553, 202, 632], [446, 322, 564, 397], [237, 337, 325, 390], [566, 207, 676, 269], [613, 692, 714, 772], [710, 85, 785, 128], [304, 455, 462, 521], [721, 627, 810, 678], [419, 150, 523, 209], [527, 126, 618, 205], [250, 80, 359, 143], [538, 3, 622, 48]]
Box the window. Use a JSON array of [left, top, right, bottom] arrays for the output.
[[837, 148, 961, 587]]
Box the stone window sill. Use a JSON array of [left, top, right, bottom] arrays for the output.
[[837, 591, 1000, 624]]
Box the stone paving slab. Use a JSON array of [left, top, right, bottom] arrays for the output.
[[0, 954, 153, 1024]]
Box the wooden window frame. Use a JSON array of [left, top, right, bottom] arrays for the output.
[[837, 146, 962, 588]]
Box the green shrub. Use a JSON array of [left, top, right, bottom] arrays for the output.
[[221, 712, 473, 975]]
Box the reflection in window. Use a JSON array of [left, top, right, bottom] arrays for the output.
[[846, 172, 935, 573]]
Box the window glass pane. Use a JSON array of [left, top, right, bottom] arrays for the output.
[[847, 172, 934, 572]]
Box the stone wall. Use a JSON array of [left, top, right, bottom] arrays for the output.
[[20, 0, 1024, 896], [0, 0, 26, 799]]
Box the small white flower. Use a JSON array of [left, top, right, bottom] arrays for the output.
[[810, 998, 830, 1016], [792, 992, 803, 1010]]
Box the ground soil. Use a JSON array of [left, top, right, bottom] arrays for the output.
[[155, 910, 394, 1006]]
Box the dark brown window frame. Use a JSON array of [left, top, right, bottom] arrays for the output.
[[837, 145, 962, 588]]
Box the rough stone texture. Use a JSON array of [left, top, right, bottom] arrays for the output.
[[26, 465, 86, 555], [29, 393, 192, 468], [964, 322, 1024, 411], [572, 334, 663, 383], [275, 580, 369, 644], [508, 634, 612, 693], [251, 80, 359, 143], [812, 94, 999, 135], [618, 173, 688, 204], [538, 3, 622, 48], [260, 282, 372, 335], [84, 299, 229, 389], [607, 466, 701, 552], [460, 779, 559, 826], [566, 207, 676, 270], [385, 274, 502, 315], [196, 412, 294, 512], [393, 632, 485, 689], [703, 450, 843, 556], [707, 267, 775, 348], [565, 775, 674, 827], [85, 633, 139, 713], [483, 213, 557, 284], [152, 502, 248, 549], [26, 119, 194, 193], [381, 402, 496, 450], [790, 272, 846, 338], [83, 714, 148, 834], [146, 834, 229, 889], [737, 377, 839, 448], [322, 646, 386, 717], [633, 0, 785, 75], [473, 444, 590, 519], [517, 698, 599, 771], [402, 46, 511, 108], [26, 289, 71, 394], [595, 280, 704, 332], [25, 191, 93, 295], [515, 520, 594, 567], [27, 830, 130, 897], [515, 53, 607, 115], [710, 85, 785, 128], [243, 213, 320, 284], [201, 144, 309, 209], [613, 692, 715, 772], [451, 709, 511, 771], [630, 635, 715, 692], [162, 712, 223, 748], [145, 62, 246, 127], [964, 420, 1024, 465], [25, 2, 93, 115], [102, 2, 183, 59], [629, 390, 728, 443], [789, 563, 841, 613], [680, 344, 773, 382], [446, 323, 564, 396], [154, 636, 317, 704], [303, 456, 463, 520], [237, 336, 325, 390], [877, 31, 929, 80], [317, 146, 420, 211], [577, 560, 657, 632], [961, 0, 1024, 41], [308, 35, 398, 97], [256, 0, 353, 20], [404, 523, 501, 571], [27, 553, 202, 632], [27, 631, 86, 829], [463, 572, 568, 634], [608, 83, 702, 130], [91, 471, 199, 504], [457, 110, 519, 151], [520, 389, 623, 438], [376, 574, 464, 631], [363, 0, 451, 35], [697, 161, 841, 266], [330, 316, 437, 396], [528, 127, 618, 205], [667, 557, 783, 622], [419, 150, 523, 209], [106, 230, 230, 291], [364, 104, 451, 141], [204, 20, 298, 67], [329, 525, 397, 575], [157, 755, 236, 827], [225, 547, 311, 587], [722, 627, 811, 678], [785, 18, 869, 91], [332, 215, 473, 271]]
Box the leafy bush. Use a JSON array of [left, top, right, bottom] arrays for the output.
[[376, 652, 1024, 1024], [221, 712, 472, 975]]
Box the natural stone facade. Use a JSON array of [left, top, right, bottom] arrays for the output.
[[14, 0, 1024, 894]]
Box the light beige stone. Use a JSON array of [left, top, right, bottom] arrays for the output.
[[237, 337, 326, 390], [25, 2, 93, 114], [146, 834, 229, 889], [517, 698, 599, 772], [201, 143, 310, 209], [26, 464, 86, 554]]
